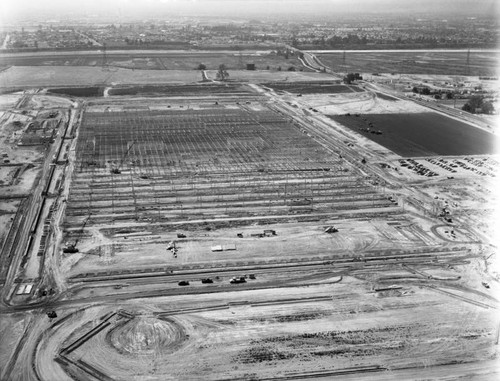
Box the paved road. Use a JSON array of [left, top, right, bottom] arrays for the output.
[[0, 49, 274, 58], [305, 48, 500, 54]]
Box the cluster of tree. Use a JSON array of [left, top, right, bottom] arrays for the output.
[[343, 73, 362, 84], [124, 38, 186, 46], [300, 34, 496, 50], [216, 64, 229, 81], [462, 96, 494, 114], [326, 34, 368, 47], [276, 48, 293, 59], [412, 86, 455, 99]]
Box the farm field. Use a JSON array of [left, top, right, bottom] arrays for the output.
[[264, 81, 363, 94], [329, 113, 500, 157], [0, 51, 303, 71], [0, 66, 203, 88], [107, 83, 254, 97], [314, 50, 500, 76], [0, 66, 329, 89]]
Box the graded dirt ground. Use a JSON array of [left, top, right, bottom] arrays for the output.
[[34, 280, 499, 381], [0, 59, 498, 381]]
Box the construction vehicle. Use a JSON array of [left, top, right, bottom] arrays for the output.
[[63, 214, 91, 253], [47, 311, 57, 319], [111, 141, 135, 174], [230, 276, 246, 284], [324, 226, 338, 233]]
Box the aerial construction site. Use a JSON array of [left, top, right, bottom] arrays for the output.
[[0, 40, 499, 381]]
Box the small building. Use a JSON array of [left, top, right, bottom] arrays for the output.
[[24, 284, 33, 294]]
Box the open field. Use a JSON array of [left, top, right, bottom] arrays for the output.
[[0, 57, 498, 381], [107, 83, 254, 97], [314, 50, 500, 76], [0, 50, 303, 71], [0, 67, 203, 88], [304, 91, 430, 115], [0, 66, 330, 89], [264, 81, 363, 94], [329, 113, 500, 157]]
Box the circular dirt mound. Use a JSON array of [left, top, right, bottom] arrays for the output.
[[110, 317, 186, 355]]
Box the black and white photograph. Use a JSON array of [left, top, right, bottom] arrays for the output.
[[0, 1, 498, 380]]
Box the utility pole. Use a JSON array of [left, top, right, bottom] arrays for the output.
[[102, 43, 107, 69], [466, 49, 470, 77], [238, 47, 244, 70], [342, 50, 346, 74]]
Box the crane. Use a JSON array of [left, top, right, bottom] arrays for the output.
[[63, 214, 91, 253], [111, 141, 135, 174]]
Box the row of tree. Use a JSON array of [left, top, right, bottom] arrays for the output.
[[196, 63, 299, 72]]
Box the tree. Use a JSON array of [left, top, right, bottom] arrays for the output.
[[462, 95, 490, 114], [462, 96, 482, 113], [343, 73, 356, 84], [481, 101, 494, 114], [216, 64, 229, 81], [197, 63, 207, 70], [421, 87, 431, 95]]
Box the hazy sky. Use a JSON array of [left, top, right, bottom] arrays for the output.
[[1, 0, 498, 24]]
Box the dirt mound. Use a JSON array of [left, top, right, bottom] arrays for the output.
[[109, 317, 186, 355]]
